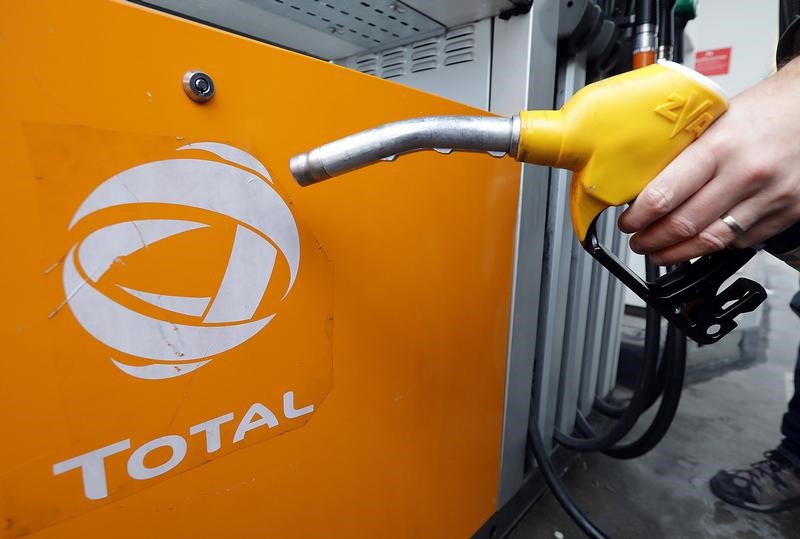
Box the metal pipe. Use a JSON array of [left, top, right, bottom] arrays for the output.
[[290, 115, 519, 186], [632, 0, 658, 69]]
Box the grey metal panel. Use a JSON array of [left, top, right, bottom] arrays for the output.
[[602, 290, 626, 396], [143, 0, 522, 60], [555, 239, 594, 432], [595, 209, 626, 398], [554, 98, 596, 433], [532, 55, 586, 454], [257, 0, 443, 50], [552, 53, 589, 435], [403, 0, 524, 27], [578, 213, 614, 414], [532, 166, 572, 453], [596, 214, 619, 393], [490, 0, 559, 506], [138, 0, 444, 60], [597, 208, 622, 397], [603, 210, 630, 394], [139, 0, 367, 58], [338, 20, 492, 109], [594, 213, 617, 398]]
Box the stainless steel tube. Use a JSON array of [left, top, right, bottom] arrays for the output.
[[290, 115, 518, 186]]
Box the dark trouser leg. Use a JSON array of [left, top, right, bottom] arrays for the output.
[[779, 324, 800, 467]]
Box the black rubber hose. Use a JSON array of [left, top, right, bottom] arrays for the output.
[[594, 258, 664, 419], [603, 325, 687, 458], [635, 0, 657, 24], [575, 410, 596, 438], [553, 301, 659, 450], [642, 349, 668, 410], [674, 3, 689, 64], [594, 332, 669, 418], [562, 324, 687, 459], [594, 349, 668, 417], [592, 396, 628, 418], [658, 0, 677, 58], [527, 424, 610, 539], [533, 268, 685, 536], [553, 260, 662, 451], [638, 264, 680, 414]]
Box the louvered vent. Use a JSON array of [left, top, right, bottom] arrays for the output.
[[443, 25, 476, 66], [262, 0, 443, 50], [348, 24, 477, 79]]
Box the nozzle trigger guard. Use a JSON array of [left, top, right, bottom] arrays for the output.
[[582, 219, 767, 345]]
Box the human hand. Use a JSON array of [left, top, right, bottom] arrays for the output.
[[618, 57, 800, 265]]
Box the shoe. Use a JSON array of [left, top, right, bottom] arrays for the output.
[[710, 451, 800, 512]]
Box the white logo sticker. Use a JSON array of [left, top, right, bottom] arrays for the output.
[[63, 142, 299, 380]]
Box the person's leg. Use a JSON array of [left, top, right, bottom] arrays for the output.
[[708, 291, 800, 512], [777, 337, 800, 467]]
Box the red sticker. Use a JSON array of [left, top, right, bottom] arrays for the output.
[[695, 47, 732, 76]]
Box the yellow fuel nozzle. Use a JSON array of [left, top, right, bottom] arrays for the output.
[[290, 61, 727, 243], [515, 60, 728, 241], [289, 61, 758, 345]]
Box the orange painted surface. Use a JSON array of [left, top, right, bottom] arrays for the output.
[[0, 1, 521, 537]]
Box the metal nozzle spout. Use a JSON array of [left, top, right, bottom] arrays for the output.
[[290, 115, 519, 186]]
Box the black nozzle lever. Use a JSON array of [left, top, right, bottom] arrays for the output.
[[582, 218, 767, 345]]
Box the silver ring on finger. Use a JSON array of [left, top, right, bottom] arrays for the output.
[[721, 213, 746, 236]]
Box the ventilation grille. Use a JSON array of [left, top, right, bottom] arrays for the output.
[[348, 24, 477, 79], [261, 0, 443, 49]]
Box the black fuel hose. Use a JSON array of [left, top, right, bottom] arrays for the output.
[[527, 424, 610, 539], [592, 396, 628, 418], [552, 261, 662, 451], [593, 260, 663, 419], [585, 262, 682, 447], [541, 288, 687, 539], [561, 324, 686, 457], [542, 261, 688, 535], [593, 343, 668, 418], [658, 0, 677, 60], [603, 326, 687, 458]]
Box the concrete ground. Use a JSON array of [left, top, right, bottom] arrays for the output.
[[511, 254, 800, 539]]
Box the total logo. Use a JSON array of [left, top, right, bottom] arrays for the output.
[[63, 141, 299, 380], [53, 391, 314, 501], [49, 143, 328, 504]]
